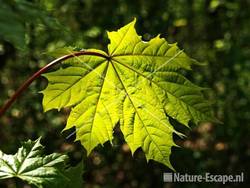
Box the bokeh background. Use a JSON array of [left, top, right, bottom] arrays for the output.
[[0, 0, 249, 187]]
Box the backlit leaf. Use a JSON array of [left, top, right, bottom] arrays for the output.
[[41, 19, 217, 169]]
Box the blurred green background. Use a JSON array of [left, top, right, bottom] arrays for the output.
[[0, 0, 249, 187]]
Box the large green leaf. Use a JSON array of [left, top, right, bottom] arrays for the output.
[[41, 19, 217, 169], [0, 137, 83, 188]]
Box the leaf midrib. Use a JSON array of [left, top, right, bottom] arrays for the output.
[[110, 61, 168, 163], [44, 60, 107, 107], [87, 61, 109, 153], [0, 158, 16, 175], [111, 53, 187, 59], [110, 23, 133, 55], [17, 143, 40, 174], [111, 58, 208, 117]]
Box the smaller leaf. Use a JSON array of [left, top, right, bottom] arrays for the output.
[[0, 137, 83, 188]]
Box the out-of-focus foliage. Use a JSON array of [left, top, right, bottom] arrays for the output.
[[0, 0, 60, 50], [0, 0, 249, 187]]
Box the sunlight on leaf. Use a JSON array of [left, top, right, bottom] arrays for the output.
[[41, 19, 217, 170]]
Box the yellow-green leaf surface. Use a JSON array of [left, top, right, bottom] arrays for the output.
[[41, 19, 217, 169]]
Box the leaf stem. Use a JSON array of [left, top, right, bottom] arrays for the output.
[[0, 51, 109, 117]]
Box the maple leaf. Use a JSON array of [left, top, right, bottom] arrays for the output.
[[0, 137, 83, 188], [41, 19, 217, 169]]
